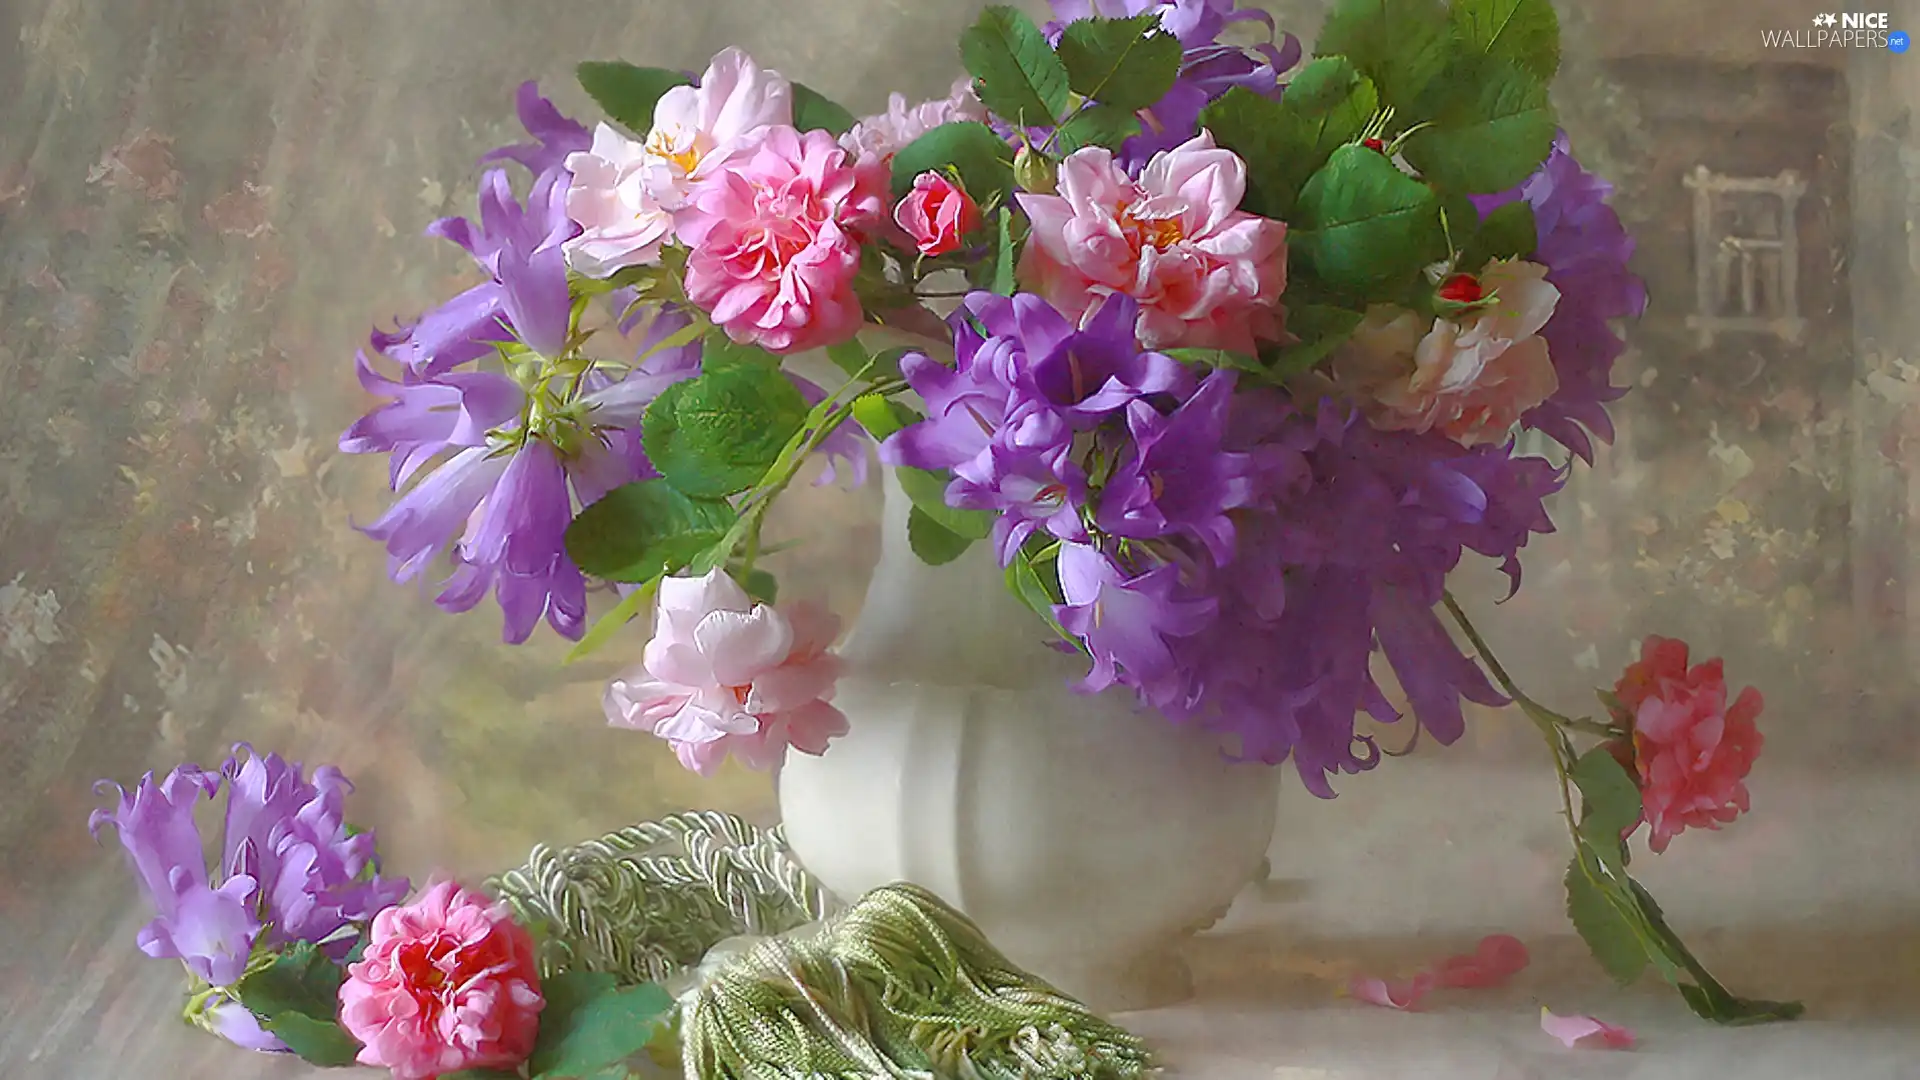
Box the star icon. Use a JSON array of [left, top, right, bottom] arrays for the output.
[[1813, 12, 1838, 26]]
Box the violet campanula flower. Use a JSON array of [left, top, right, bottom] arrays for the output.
[[952, 439, 1091, 565], [339, 353, 524, 487], [1471, 132, 1647, 462], [1055, 541, 1216, 709], [1095, 369, 1255, 564], [91, 748, 407, 1049], [434, 439, 589, 644], [1018, 293, 1191, 422], [480, 80, 592, 178]]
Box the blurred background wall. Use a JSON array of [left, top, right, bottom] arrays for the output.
[[0, 0, 1914, 1075]]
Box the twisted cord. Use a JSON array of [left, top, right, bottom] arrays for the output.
[[486, 810, 835, 986]]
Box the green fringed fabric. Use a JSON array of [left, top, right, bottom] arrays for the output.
[[487, 813, 1156, 1080], [679, 882, 1156, 1080]]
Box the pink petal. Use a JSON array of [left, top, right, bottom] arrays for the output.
[[1436, 934, 1532, 989], [1540, 1008, 1637, 1050], [1347, 971, 1436, 1011]]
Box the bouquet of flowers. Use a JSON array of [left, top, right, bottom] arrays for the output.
[[91, 0, 1803, 1076]]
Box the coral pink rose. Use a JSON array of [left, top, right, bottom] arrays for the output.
[[604, 569, 848, 775], [339, 881, 543, 1080], [895, 171, 981, 256], [675, 125, 887, 353], [1014, 132, 1287, 353], [1335, 260, 1562, 447], [1613, 635, 1764, 853]]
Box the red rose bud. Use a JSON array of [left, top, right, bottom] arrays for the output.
[[1437, 273, 1484, 304], [1362, 137, 1386, 153], [894, 171, 981, 257]]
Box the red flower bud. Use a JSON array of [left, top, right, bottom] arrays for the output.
[[893, 171, 981, 257]]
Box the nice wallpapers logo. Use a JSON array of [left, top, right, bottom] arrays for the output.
[[1762, 11, 1907, 50]]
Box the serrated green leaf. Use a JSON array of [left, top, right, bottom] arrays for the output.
[[263, 1011, 363, 1067], [1462, 200, 1536, 267], [827, 339, 869, 379], [1450, 0, 1560, 83], [1052, 103, 1142, 154], [1400, 58, 1556, 193], [1004, 542, 1082, 647], [1676, 984, 1807, 1025], [565, 576, 660, 666], [791, 82, 857, 135], [742, 568, 779, 603], [1314, 0, 1453, 109], [1628, 880, 1804, 1025], [852, 395, 921, 442], [992, 206, 1017, 296], [908, 506, 975, 565], [1203, 72, 1379, 220], [1571, 745, 1642, 873], [961, 6, 1073, 127], [1262, 303, 1366, 378], [1564, 858, 1650, 986], [700, 328, 783, 371], [889, 121, 1016, 207], [641, 363, 809, 498], [565, 481, 735, 582], [898, 467, 995, 539], [576, 62, 690, 134], [1291, 144, 1446, 294], [528, 973, 675, 1079], [1161, 347, 1271, 379], [1055, 15, 1183, 111]]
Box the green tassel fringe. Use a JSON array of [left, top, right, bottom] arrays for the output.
[[679, 883, 1156, 1080], [488, 813, 1156, 1080]]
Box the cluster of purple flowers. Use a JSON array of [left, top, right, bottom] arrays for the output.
[[90, 747, 408, 1050], [883, 135, 1639, 796]]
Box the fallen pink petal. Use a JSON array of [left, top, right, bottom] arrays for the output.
[[1437, 934, 1532, 989], [1348, 971, 1437, 1011], [1540, 1008, 1638, 1050]]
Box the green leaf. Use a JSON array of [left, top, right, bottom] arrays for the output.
[[1004, 542, 1081, 647], [961, 5, 1073, 127], [852, 394, 921, 442], [528, 973, 676, 1079], [1290, 144, 1446, 295], [1461, 200, 1536, 267], [565, 576, 660, 665], [898, 467, 995, 539], [443, 1070, 526, 1080], [1596, 687, 1634, 726], [1628, 881, 1805, 1025], [701, 328, 783, 371], [1570, 745, 1642, 874], [992, 206, 1017, 296], [1564, 858, 1651, 986], [263, 1011, 363, 1067], [791, 82, 857, 135], [1400, 58, 1557, 194], [889, 121, 1016, 207], [742, 567, 779, 604], [1271, 58, 1382, 214], [565, 481, 735, 582], [1053, 103, 1143, 154], [1262, 303, 1366, 379], [827, 339, 870, 379], [1055, 15, 1183, 111], [1161, 346, 1273, 380], [576, 62, 690, 134], [232, 942, 362, 1068], [642, 363, 809, 498], [1314, 0, 1453, 109], [1450, 0, 1560, 83], [908, 506, 974, 565]]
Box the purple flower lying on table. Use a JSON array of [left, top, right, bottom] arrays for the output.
[[90, 746, 407, 1052]]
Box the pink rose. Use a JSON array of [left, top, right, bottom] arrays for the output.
[[645, 47, 793, 187], [1613, 635, 1764, 854], [894, 171, 981, 256], [562, 123, 677, 277], [1335, 260, 1562, 447], [839, 77, 986, 165], [604, 569, 848, 775], [1014, 132, 1287, 353], [339, 882, 543, 1080]]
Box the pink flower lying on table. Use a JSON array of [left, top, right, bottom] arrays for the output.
[[1613, 635, 1765, 853], [1347, 934, 1531, 1011], [339, 882, 544, 1080], [604, 569, 848, 775], [1540, 1008, 1637, 1050]]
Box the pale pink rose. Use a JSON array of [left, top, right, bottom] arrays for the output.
[[1015, 132, 1287, 353], [894, 171, 981, 256], [839, 77, 988, 164], [604, 569, 848, 775], [1335, 260, 1562, 447], [339, 882, 543, 1080], [675, 125, 887, 353], [1612, 635, 1764, 854], [645, 47, 793, 190], [562, 124, 678, 277]]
